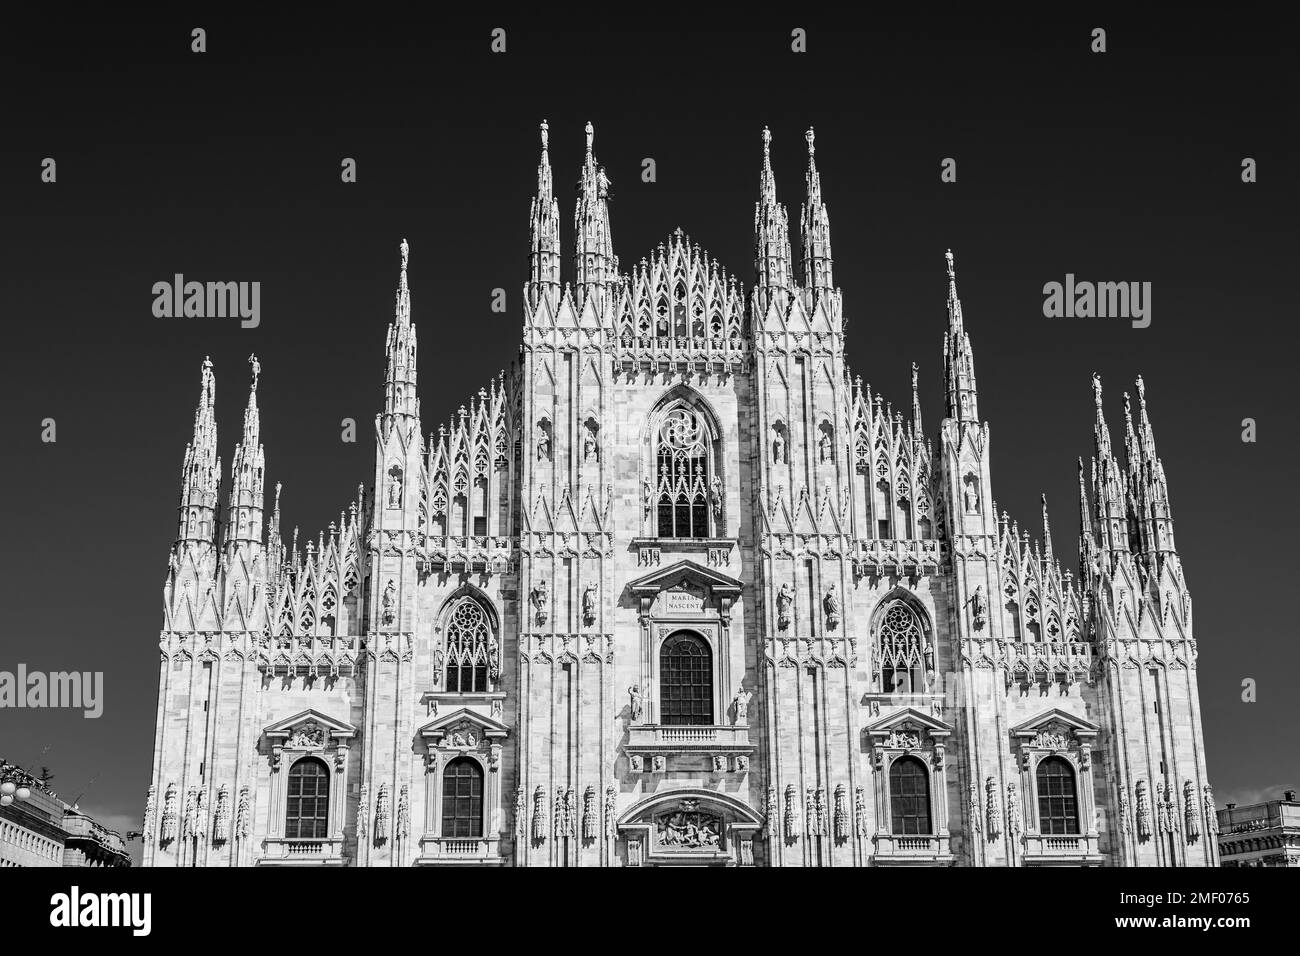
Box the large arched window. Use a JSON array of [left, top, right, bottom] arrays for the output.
[[445, 598, 492, 693], [1036, 756, 1080, 835], [877, 601, 927, 693], [441, 758, 484, 839], [285, 757, 330, 840], [889, 756, 931, 835], [656, 407, 712, 539], [660, 632, 713, 725]]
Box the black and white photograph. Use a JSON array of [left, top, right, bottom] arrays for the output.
[[0, 11, 1292, 938]]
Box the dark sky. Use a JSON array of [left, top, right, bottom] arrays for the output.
[[1, 14, 1295, 858]]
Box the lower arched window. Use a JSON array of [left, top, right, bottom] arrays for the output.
[[285, 757, 330, 839], [660, 632, 713, 725], [877, 601, 926, 693], [1036, 756, 1080, 834], [441, 758, 484, 839], [889, 756, 932, 835], [445, 598, 492, 693]]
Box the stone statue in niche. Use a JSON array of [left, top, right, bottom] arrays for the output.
[[969, 584, 987, 629], [582, 583, 597, 627], [710, 476, 722, 522], [487, 640, 500, 681], [535, 422, 550, 461], [776, 583, 793, 630], [732, 686, 752, 725], [386, 468, 403, 508], [642, 479, 653, 520], [628, 684, 643, 723], [772, 429, 786, 464], [924, 641, 935, 672], [818, 431, 832, 463], [381, 580, 396, 626], [583, 428, 598, 462], [964, 476, 979, 513], [530, 581, 549, 625], [823, 584, 841, 629]]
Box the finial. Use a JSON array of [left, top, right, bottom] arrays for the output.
[[540, 118, 549, 151], [1091, 372, 1102, 408], [944, 248, 955, 279], [400, 238, 409, 272], [762, 126, 771, 156], [1135, 374, 1146, 405], [805, 127, 815, 156], [248, 353, 260, 392], [274, 481, 282, 507], [584, 121, 594, 156], [912, 362, 919, 387]]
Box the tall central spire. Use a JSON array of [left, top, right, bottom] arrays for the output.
[[383, 238, 419, 425], [176, 357, 221, 545], [800, 127, 834, 299], [573, 121, 615, 312], [942, 250, 978, 424], [754, 127, 792, 313], [226, 353, 266, 551], [528, 119, 560, 309]]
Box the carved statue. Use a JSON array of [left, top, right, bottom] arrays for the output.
[[628, 685, 643, 722], [381, 580, 396, 626], [1204, 785, 1219, 835], [985, 777, 1002, 839], [235, 785, 250, 840], [536, 422, 550, 460], [582, 583, 597, 627], [923, 641, 935, 672], [374, 783, 390, 844], [1007, 781, 1023, 837], [1135, 781, 1152, 839], [776, 583, 793, 631], [487, 640, 500, 681], [1183, 780, 1200, 840], [969, 584, 987, 629], [783, 784, 800, 838], [357, 785, 369, 841], [160, 783, 178, 844], [732, 686, 753, 724], [642, 478, 653, 520], [396, 785, 410, 840], [964, 477, 979, 513], [142, 786, 157, 845], [772, 430, 786, 464], [823, 584, 841, 630], [431, 648, 444, 683], [289, 720, 325, 749], [818, 432, 832, 463], [710, 476, 722, 521], [583, 431, 597, 462], [531, 786, 546, 842], [530, 581, 549, 625]]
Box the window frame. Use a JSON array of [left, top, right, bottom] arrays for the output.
[[284, 756, 331, 840]]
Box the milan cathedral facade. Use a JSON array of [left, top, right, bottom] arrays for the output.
[[142, 122, 1216, 867]]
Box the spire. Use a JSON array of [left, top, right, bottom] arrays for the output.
[[942, 250, 978, 423], [1041, 493, 1055, 569], [1089, 373, 1130, 559], [528, 119, 560, 309], [383, 238, 419, 424], [800, 127, 834, 299], [176, 356, 221, 545], [1129, 375, 1178, 561], [911, 362, 924, 436], [754, 126, 792, 312], [226, 354, 266, 551], [573, 121, 615, 312], [1077, 457, 1098, 584]]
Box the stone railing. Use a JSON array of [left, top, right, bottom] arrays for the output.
[[627, 725, 751, 749], [259, 836, 345, 865], [1022, 832, 1101, 864], [852, 539, 945, 576], [872, 832, 951, 864], [415, 835, 502, 866]]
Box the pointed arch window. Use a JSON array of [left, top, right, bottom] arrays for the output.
[[1036, 756, 1080, 835], [656, 407, 712, 539], [877, 601, 927, 693], [285, 757, 330, 839], [441, 757, 484, 839], [889, 756, 931, 835], [660, 632, 713, 725], [444, 598, 493, 693]]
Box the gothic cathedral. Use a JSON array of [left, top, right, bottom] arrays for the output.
[[143, 123, 1216, 867]]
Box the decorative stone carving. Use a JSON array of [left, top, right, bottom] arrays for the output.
[[627, 684, 643, 723], [854, 785, 868, 836], [1006, 781, 1022, 837], [386, 466, 403, 509], [970, 584, 987, 630], [143, 786, 157, 845], [530, 581, 549, 625], [712, 755, 727, 773], [651, 754, 666, 773], [374, 783, 391, 845], [1204, 784, 1218, 835], [783, 784, 800, 839], [823, 584, 840, 630], [212, 785, 230, 845], [582, 583, 597, 627], [776, 583, 793, 630], [629, 754, 644, 773], [1183, 780, 1200, 841], [985, 777, 1001, 839], [235, 785, 250, 840], [732, 686, 752, 725], [735, 754, 749, 773], [1135, 781, 1152, 839], [396, 784, 410, 840], [968, 784, 981, 834], [531, 786, 546, 842], [772, 428, 786, 465], [656, 799, 721, 850], [885, 725, 921, 750], [381, 580, 396, 627], [357, 784, 369, 841], [182, 786, 198, 840], [444, 719, 478, 748], [604, 785, 617, 839], [833, 784, 849, 839], [514, 786, 527, 837], [710, 476, 723, 522], [288, 720, 325, 749], [583, 786, 597, 841]]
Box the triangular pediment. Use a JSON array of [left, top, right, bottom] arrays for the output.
[[627, 559, 743, 597], [264, 708, 357, 741], [417, 707, 510, 740], [865, 707, 952, 737], [1010, 707, 1099, 738]]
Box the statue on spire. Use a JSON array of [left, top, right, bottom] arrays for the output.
[[248, 354, 260, 392], [400, 238, 409, 273], [540, 118, 548, 150]]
